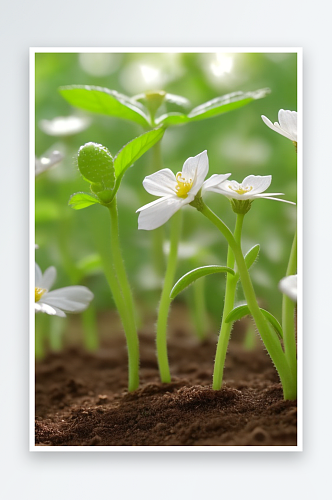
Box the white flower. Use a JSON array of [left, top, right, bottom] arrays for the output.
[[39, 115, 91, 136], [35, 150, 63, 176], [261, 109, 297, 142], [208, 174, 295, 205], [279, 274, 297, 302], [136, 151, 231, 230], [35, 263, 94, 317]]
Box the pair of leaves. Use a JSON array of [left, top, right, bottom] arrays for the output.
[[225, 305, 283, 340], [226, 245, 283, 338], [170, 244, 282, 340], [59, 85, 270, 129], [69, 127, 164, 209], [170, 244, 260, 300]]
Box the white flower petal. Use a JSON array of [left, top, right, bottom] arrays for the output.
[[206, 180, 239, 198], [257, 196, 296, 205], [35, 302, 65, 317], [182, 150, 209, 195], [35, 263, 43, 287], [201, 173, 232, 194], [278, 110, 297, 141], [261, 111, 297, 142], [41, 286, 94, 313], [142, 169, 177, 196], [46, 286, 94, 301], [242, 175, 272, 195], [137, 196, 185, 230], [253, 192, 284, 197], [39, 266, 57, 291], [261, 115, 280, 134], [279, 274, 297, 302]]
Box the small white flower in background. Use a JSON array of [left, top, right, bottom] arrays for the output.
[[39, 115, 91, 136], [137, 151, 231, 230], [208, 174, 295, 205], [279, 274, 297, 302], [35, 263, 94, 317], [35, 151, 63, 176], [261, 109, 297, 143]]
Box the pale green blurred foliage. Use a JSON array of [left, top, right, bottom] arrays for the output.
[[35, 52, 297, 323]]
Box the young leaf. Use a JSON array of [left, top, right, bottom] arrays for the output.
[[187, 89, 270, 122], [225, 304, 283, 339], [69, 192, 101, 210], [155, 112, 190, 127], [244, 244, 260, 269], [260, 309, 283, 339], [170, 265, 235, 300], [59, 85, 151, 128], [77, 142, 115, 202], [113, 128, 165, 188], [225, 304, 251, 323]]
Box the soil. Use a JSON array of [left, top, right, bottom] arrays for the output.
[[35, 307, 297, 447]]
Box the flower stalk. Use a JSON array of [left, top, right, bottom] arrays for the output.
[[212, 213, 244, 390], [197, 200, 296, 400], [156, 210, 182, 382], [150, 140, 166, 278]]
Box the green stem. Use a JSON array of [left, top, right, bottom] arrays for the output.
[[35, 313, 49, 360], [150, 141, 165, 278], [199, 202, 296, 400], [212, 213, 244, 390], [191, 278, 208, 341], [107, 198, 139, 392], [156, 210, 182, 382], [81, 305, 99, 351], [49, 315, 66, 352], [282, 230, 297, 387]]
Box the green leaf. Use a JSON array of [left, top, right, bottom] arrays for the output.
[[225, 305, 251, 323], [260, 310, 283, 339], [113, 128, 165, 189], [225, 304, 283, 339], [170, 265, 235, 300], [156, 112, 189, 127], [244, 244, 260, 269], [187, 88, 270, 122], [77, 142, 115, 202], [59, 85, 151, 127], [155, 88, 270, 128], [69, 192, 101, 210]]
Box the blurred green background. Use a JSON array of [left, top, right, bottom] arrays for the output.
[[35, 51, 297, 338]]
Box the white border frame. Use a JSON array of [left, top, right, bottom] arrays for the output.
[[30, 47, 302, 452]]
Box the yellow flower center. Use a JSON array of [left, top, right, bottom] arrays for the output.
[[229, 185, 253, 195], [35, 287, 46, 302], [175, 172, 193, 198]]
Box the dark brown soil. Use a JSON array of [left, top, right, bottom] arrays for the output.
[[35, 308, 297, 447]]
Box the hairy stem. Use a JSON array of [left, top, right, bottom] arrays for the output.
[[212, 213, 244, 390], [156, 210, 182, 382], [191, 278, 208, 340], [199, 202, 296, 400]]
